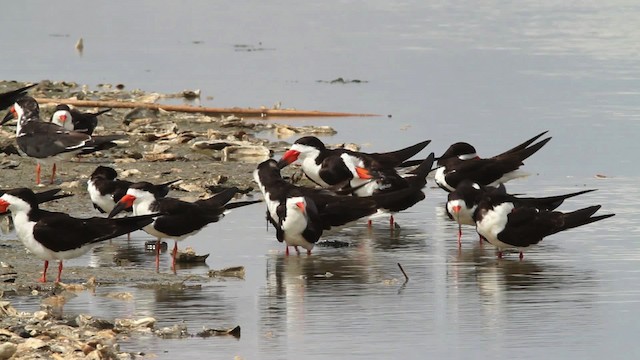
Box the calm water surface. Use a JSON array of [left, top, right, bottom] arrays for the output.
[[2, 1, 640, 359]]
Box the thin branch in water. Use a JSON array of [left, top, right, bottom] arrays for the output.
[[397, 262, 409, 282]]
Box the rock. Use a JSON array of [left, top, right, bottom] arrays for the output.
[[115, 317, 157, 330], [147, 144, 171, 154], [33, 310, 49, 320], [155, 323, 188, 338], [196, 325, 241, 339], [60, 180, 81, 189], [0, 342, 17, 360], [142, 153, 178, 162], [0, 272, 16, 283], [222, 145, 272, 162], [176, 183, 204, 193], [0, 301, 17, 317], [120, 169, 140, 178], [175, 247, 209, 264], [76, 314, 115, 330], [208, 266, 245, 279], [123, 108, 160, 122], [191, 140, 236, 152], [22, 337, 47, 350], [103, 292, 133, 301]]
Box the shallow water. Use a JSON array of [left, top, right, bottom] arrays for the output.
[[2, 1, 640, 359]]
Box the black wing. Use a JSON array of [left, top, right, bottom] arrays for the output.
[[368, 139, 431, 168], [33, 211, 155, 252]]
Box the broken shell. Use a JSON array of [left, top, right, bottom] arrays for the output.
[[196, 325, 241, 339], [0, 342, 17, 360], [208, 266, 245, 279], [222, 145, 272, 162], [142, 153, 178, 162]]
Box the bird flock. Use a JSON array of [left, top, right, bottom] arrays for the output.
[[0, 84, 615, 284]]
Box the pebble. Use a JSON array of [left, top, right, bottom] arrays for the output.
[[0, 343, 17, 360]]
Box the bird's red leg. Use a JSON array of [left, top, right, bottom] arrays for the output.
[[38, 260, 49, 283], [55, 261, 63, 283], [50, 163, 57, 184], [155, 239, 161, 272], [172, 242, 178, 272], [36, 164, 41, 185], [127, 232, 131, 241], [389, 215, 395, 228], [497, 251, 503, 259], [367, 219, 372, 228], [285, 246, 290, 256], [457, 223, 462, 248], [519, 252, 524, 260], [307, 249, 311, 256]]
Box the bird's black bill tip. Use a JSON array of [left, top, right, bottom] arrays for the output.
[[108, 202, 129, 218], [276, 159, 289, 169], [1, 109, 15, 125]]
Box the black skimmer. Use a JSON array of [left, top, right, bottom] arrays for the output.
[[3, 96, 124, 185], [50, 104, 111, 135], [0, 188, 156, 283], [473, 191, 614, 259], [341, 153, 436, 226], [108, 183, 261, 270], [276, 136, 431, 188], [254, 159, 414, 254], [0, 83, 37, 112], [434, 134, 551, 192], [436, 131, 549, 168], [446, 180, 596, 247], [87, 165, 178, 214]]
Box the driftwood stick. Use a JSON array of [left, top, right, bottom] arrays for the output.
[[397, 263, 409, 282], [33, 97, 379, 118]]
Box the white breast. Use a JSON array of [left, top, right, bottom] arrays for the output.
[[475, 202, 515, 250]]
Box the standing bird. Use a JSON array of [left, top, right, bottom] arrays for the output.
[[473, 191, 614, 259], [255, 159, 410, 254], [446, 180, 596, 247], [3, 97, 124, 185], [108, 183, 260, 271], [0, 188, 156, 283], [276, 136, 431, 188], [434, 135, 551, 192], [50, 104, 111, 135], [0, 83, 37, 112]]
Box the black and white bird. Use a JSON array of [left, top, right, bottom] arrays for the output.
[[254, 159, 411, 255], [446, 180, 596, 247], [0, 83, 37, 112], [0, 188, 156, 283], [49, 104, 111, 135], [276, 136, 431, 188], [3, 97, 124, 185], [108, 183, 260, 270], [87, 165, 178, 214], [340, 153, 436, 226], [473, 191, 614, 259], [434, 133, 551, 192]]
